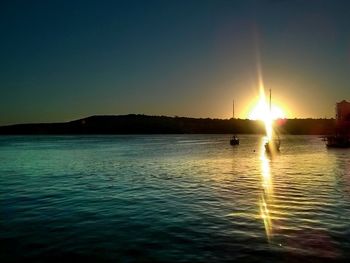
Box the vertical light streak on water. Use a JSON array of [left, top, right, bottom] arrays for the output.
[[259, 137, 274, 243]]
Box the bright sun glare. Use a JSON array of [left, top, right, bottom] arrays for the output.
[[247, 57, 287, 140], [248, 99, 285, 121], [248, 90, 286, 140]]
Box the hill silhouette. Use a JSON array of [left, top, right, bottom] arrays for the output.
[[0, 115, 335, 135]]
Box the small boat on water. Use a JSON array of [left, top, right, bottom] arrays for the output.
[[230, 99, 240, 146], [265, 137, 280, 153], [326, 135, 350, 148], [264, 89, 280, 153], [230, 135, 240, 146]]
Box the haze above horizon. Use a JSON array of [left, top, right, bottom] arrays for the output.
[[1, 0, 349, 125]]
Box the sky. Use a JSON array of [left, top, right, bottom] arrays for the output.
[[1, 0, 350, 125]]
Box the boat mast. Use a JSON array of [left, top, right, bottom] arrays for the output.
[[233, 99, 235, 119], [269, 89, 271, 112]]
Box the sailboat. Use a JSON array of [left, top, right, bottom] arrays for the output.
[[326, 135, 350, 148], [230, 100, 240, 146], [230, 135, 239, 145], [264, 89, 280, 153], [265, 134, 281, 153]]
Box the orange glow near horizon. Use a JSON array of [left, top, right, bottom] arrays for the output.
[[243, 56, 289, 139], [248, 99, 286, 121], [246, 81, 285, 138], [231, 94, 291, 121], [248, 95, 286, 138]]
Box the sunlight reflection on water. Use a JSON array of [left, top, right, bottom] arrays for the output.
[[257, 136, 345, 260], [259, 136, 274, 243]]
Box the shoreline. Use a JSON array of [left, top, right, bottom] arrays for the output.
[[0, 115, 336, 135]]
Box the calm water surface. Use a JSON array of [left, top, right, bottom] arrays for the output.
[[0, 135, 349, 262]]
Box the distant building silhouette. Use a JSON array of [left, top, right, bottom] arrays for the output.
[[336, 100, 350, 121], [335, 100, 350, 135]]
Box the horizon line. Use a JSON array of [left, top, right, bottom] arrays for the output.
[[0, 114, 336, 127]]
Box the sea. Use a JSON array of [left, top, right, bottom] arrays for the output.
[[0, 135, 349, 262]]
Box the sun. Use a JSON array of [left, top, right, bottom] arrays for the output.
[[248, 100, 286, 121], [248, 95, 286, 139]]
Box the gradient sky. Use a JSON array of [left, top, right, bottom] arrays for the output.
[[1, 0, 350, 125]]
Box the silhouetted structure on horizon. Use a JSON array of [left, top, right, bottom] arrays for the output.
[[336, 100, 350, 122], [326, 100, 350, 148], [335, 100, 350, 135]]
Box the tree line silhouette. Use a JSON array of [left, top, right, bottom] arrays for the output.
[[0, 115, 336, 135]]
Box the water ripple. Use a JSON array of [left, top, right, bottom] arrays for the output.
[[0, 135, 349, 262]]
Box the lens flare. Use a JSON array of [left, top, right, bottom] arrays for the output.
[[248, 91, 285, 139]]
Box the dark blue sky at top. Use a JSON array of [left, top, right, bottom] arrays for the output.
[[1, 0, 350, 124]]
